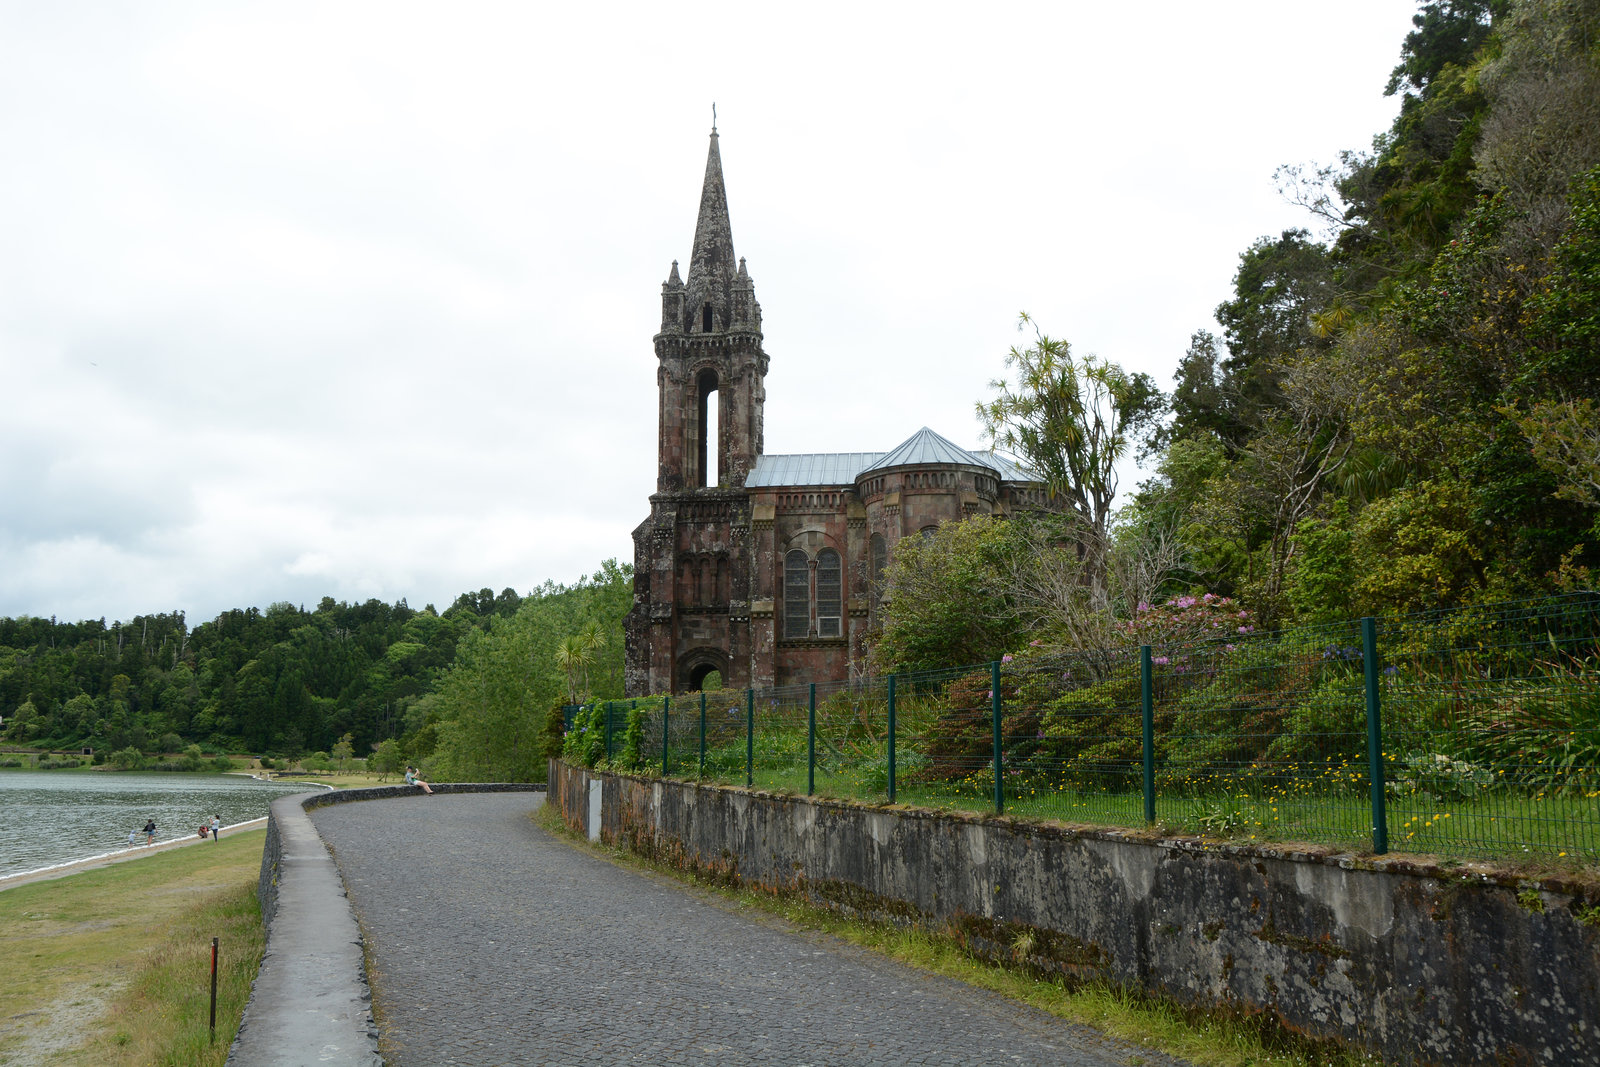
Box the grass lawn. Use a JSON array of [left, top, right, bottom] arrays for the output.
[[249, 768, 400, 789], [674, 758, 1600, 867], [0, 830, 266, 1066]]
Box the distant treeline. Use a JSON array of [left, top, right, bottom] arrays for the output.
[[0, 560, 632, 769]]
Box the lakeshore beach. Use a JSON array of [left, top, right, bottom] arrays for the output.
[[0, 816, 269, 892], [0, 770, 320, 882]]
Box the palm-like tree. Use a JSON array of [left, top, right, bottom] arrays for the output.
[[554, 622, 608, 705], [575, 621, 606, 700], [554, 636, 585, 705]]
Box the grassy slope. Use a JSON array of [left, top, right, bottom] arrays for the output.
[[0, 830, 267, 1066]]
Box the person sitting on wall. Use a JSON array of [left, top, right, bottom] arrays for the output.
[[404, 767, 434, 795]]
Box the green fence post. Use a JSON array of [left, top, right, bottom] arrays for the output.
[[991, 660, 1004, 815], [1362, 616, 1389, 855], [807, 683, 817, 795], [1141, 645, 1155, 824], [887, 674, 897, 804], [662, 696, 670, 777], [698, 691, 707, 777], [746, 688, 755, 788], [604, 702, 614, 761]]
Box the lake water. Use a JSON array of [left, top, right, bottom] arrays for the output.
[[0, 771, 317, 879]]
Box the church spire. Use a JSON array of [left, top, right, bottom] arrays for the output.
[[683, 128, 738, 334]]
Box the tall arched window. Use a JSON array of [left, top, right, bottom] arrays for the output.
[[695, 369, 719, 487], [783, 550, 810, 638], [815, 549, 842, 638]]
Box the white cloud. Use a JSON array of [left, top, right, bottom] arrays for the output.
[[0, 1, 1418, 624]]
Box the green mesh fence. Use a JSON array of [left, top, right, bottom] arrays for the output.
[[562, 594, 1600, 863]]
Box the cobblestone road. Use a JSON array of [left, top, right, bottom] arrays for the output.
[[310, 793, 1190, 1066]]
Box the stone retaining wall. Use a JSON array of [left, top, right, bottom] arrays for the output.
[[548, 760, 1600, 1067]]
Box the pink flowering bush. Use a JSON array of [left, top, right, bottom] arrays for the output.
[[1120, 593, 1254, 651]]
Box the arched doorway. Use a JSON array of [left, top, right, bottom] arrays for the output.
[[678, 648, 728, 694]]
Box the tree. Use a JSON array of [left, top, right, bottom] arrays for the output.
[[370, 738, 404, 779], [870, 517, 1022, 673], [554, 636, 586, 705], [427, 606, 558, 782], [574, 620, 605, 698], [332, 732, 355, 772], [1159, 331, 1238, 451], [977, 314, 1164, 609], [1213, 230, 1335, 432], [1386, 0, 1497, 99]]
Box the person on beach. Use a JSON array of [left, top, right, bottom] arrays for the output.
[[211, 815, 221, 840], [127, 829, 138, 847], [404, 767, 434, 795], [198, 822, 209, 839], [142, 819, 156, 845]]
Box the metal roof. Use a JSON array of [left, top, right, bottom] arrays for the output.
[[859, 427, 996, 475], [978, 451, 1040, 482], [745, 452, 882, 487], [742, 429, 1044, 488]]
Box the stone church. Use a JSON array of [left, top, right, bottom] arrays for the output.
[[624, 130, 1048, 696]]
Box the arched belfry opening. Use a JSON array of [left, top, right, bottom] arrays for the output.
[[702, 302, 714, 332], [696, 368, 720, 487]]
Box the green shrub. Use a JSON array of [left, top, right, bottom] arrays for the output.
[[1458, 679, 1600, 794], [618, 704, 645, 771], [1387, 752, 1496, 800], [561, 704, 610, 768], [108, 747, 147, 771], [1033, 673, 1142, 788], [543, 704, 567, 762]]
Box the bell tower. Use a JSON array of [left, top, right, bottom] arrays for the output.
[[626, 125, 765, 697], [654, 127, 767, 490]]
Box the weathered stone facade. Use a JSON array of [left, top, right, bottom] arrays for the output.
[[625, 130, 1045, 696]]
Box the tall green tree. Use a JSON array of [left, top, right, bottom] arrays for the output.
[[978, 314, 1163, 609]]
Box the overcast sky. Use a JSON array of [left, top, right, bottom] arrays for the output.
[[0, 2, 1419, 626]]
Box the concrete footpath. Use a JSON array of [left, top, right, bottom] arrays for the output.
[[308, 792, 1190, 1067]]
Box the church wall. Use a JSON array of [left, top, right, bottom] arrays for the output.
[[767, 492, 853, 688]]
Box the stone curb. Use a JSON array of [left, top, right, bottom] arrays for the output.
[[227, 784, 544, 1067]]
